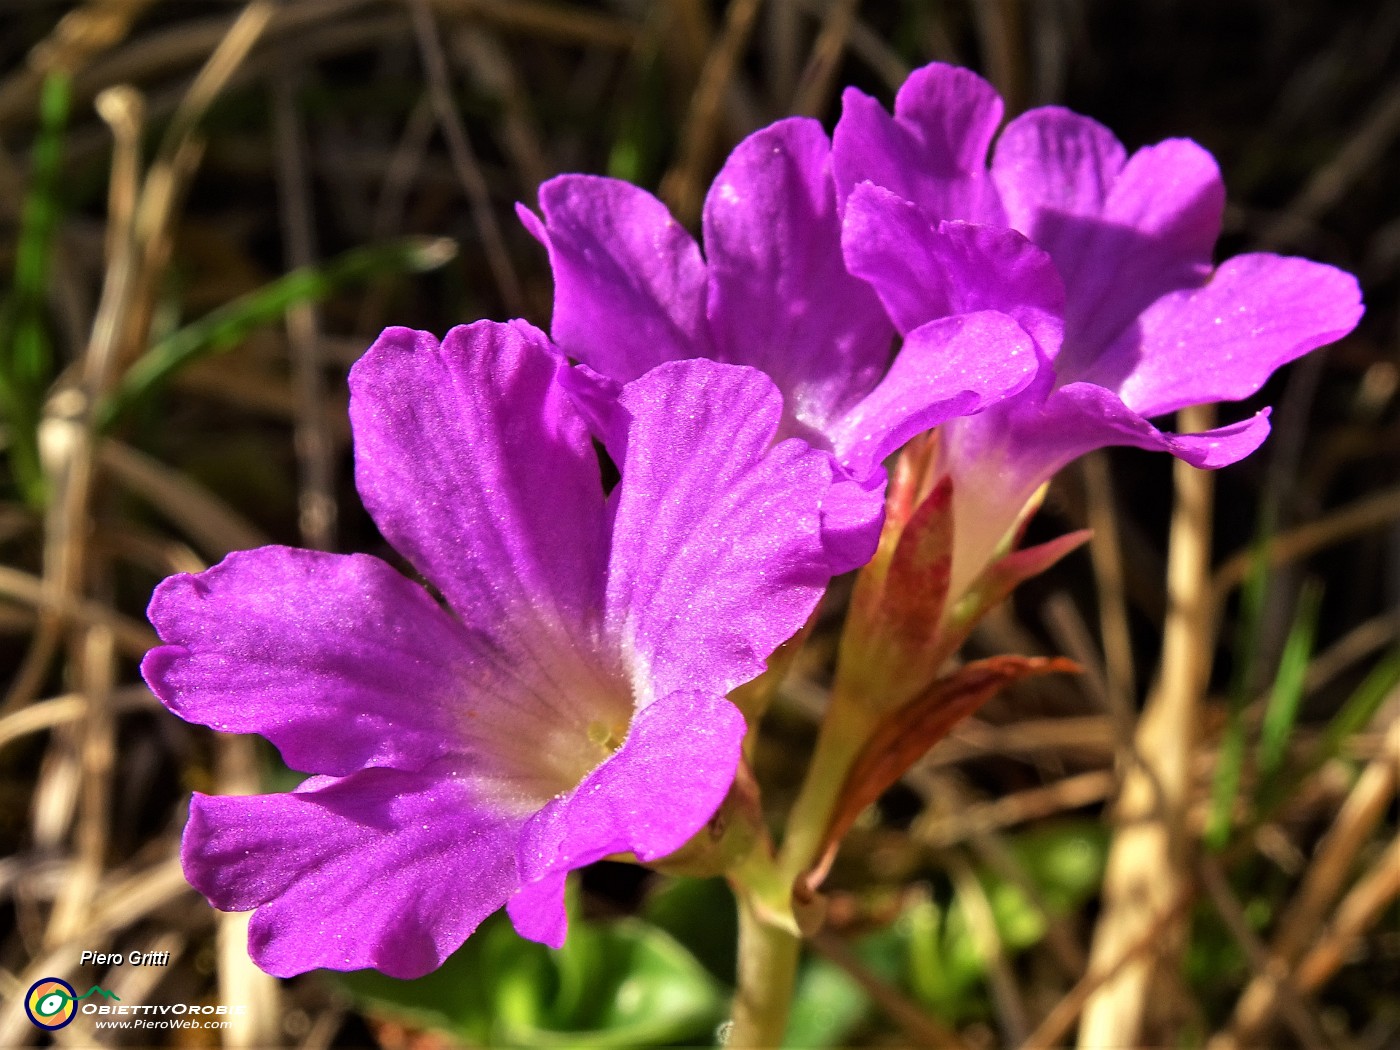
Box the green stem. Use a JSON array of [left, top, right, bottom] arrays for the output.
[[728, 886, 801, 1049], [775, 689, 874, 887]]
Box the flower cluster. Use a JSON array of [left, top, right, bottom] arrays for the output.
[[833, 64, 1362, 596], [145, 62, 1361, 980]]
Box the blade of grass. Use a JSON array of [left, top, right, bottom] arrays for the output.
[[0, 71, 71, 505], [1204, 715, 1248, 851], [1229, 647, 1400, 849], [1257, 578, 1324, 783], [1205, 512, 1275, 850], [1315, 646, 1400, 763], [97, 236, 456, 430]]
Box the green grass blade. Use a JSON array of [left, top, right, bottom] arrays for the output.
[[1205, 513, 1274, 850], [1204, 708, 1247, 851], [0, 71, 71, 505], [1257, 578, 1324, 782], [1253, 646, 1400, 823], [98, 236, 456, 431], [1316, 647, 1400, 765]]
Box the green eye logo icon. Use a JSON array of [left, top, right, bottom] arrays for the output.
[[24, 978, 120, 1030], [26, 978, 77, 1030]]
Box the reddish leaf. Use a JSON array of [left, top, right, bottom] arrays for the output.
[[959, 530, 1092, 628], [797, 655, 1080, 900], [885, 430, 940, 529], [882, 474, 954, 649]]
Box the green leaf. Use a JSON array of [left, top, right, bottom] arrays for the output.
[[524, 917, 724, 1047], [97, 236, 456, 431], [907, 825, 1108, 1022], [336, 912, 544, 1044], [903, 895, 981, 1023], [643, 876, 739, 985], [336, 892, 724, 1048], [784, 956, 871, 1048]]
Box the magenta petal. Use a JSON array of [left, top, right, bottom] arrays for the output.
[[1065, 138, 1226, 365], [558, 361, 630, 463], [350, 322, 607, 641], [606, 360, 835, 698], [833, 69, 1006, 226], [843, 184, 1065, 357], [821, 472, 887, 575], [531, 174, 710, 380], [893, 63, 1006, 173], [144, 547, 474, 777], [704, 118, 894, 432], [506, 691, 745, 948], [992, 114, 1226, 372], [1111, 253, 1365, 417], [183, 766, 521, 978], [990, 107, 1128, 249], [1035, 383, 1274, 470], [829, 310, 1039, 480]]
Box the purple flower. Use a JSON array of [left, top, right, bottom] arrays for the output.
[[143, 321, 837, 978], [833, 63, 1364, 593], [518, 117, 1041, 569]]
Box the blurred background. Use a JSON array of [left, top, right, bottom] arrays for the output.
[[0, 0, 1396, 1047]]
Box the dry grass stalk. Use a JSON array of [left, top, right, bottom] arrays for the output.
[[1078, 405, 1217, 1048], [792, 0, 909, 91], [0, 686, 156, 755], [659, 0, 763, 224], [912, 770, 1117, 849], [0, 565, 156, 656], [1290, 835, 1400, 993], [410, 0, 526, 315], [41, 626, 116, 950], [765, 0, 802, 104], [98, 440, 269, 558], [272, 62, 336, 552], [1081, 452, 1138, 709], [791, 0, 860, 116], [429, 0, 640, 50], [1020, 888, 1194, 1050], [927, 715, 1117, 768], [970, 0, 1026, 113], [1261, 72, 1400, 248], [1213, 714, 1400, 1047], [0, 0, 157, 121], [1196, 855, 1333, 1050], [453, 28, 553, 192], [1212, 484, 1400, 604]]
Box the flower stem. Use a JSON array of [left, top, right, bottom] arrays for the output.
[[728, 885, 801, 1049], [776, 689, 873, 887]]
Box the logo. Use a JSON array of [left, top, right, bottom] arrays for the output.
[[25, 978, 120, 1030]]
